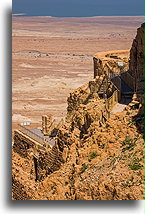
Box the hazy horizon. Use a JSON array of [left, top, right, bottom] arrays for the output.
[[12, 0, 143, 17], [12, 14, 144, 18]]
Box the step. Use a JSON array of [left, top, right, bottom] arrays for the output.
[[122, 91, 134, 94], [122, 93, 134, 96], [122, 96, 133, 99]]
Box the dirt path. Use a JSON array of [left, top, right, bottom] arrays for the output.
[[111, 102, 128, 114]]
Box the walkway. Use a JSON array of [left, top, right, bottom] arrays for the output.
[[111, 99, 131, 114], [19, 126, 56, 148], [30, 129, 56, 147]]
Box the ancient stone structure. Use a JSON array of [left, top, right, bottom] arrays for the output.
[[13, 46, 139, 185], [42, 114, 52, 135], [13, 116, 64, 182], [12, 24, 144, 200], [93, 50, 130, 78]]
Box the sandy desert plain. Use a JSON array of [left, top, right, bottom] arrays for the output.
[[12, 16, 143, 132]]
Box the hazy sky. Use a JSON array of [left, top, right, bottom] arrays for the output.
[[12, 0, 143, 17]]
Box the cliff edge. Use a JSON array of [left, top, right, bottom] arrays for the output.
[[12, 24, 144, 200]]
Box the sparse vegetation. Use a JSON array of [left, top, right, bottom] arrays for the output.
[[108, 156, 120, 167], [101, 144, 105, 149], [121, 137, 137, 152], [128, 120, 137, 125], [12, 21, 144, 201], [128, 157, 143, 170], [126, 111, 131, 115], [64, 181, 69, 186], [128, 163, 142, 170], [80, 163, 88, 173], [89, 152, 98, 159]]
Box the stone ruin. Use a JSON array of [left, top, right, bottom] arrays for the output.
[[12, 24, 144, 200]]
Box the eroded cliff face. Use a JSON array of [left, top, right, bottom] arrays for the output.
[[13, 104, 142, 200], [12, 101, 144, 200], [12, 24, 144, 200], [93, 50, 129, 78], [129, 24, 144, 107], [129, 23, 144, 80], [129, 23, 144, 117], [67, 75, 105, 122]]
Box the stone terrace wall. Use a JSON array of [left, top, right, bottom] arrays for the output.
[[13, 130, 64, 182], [93, 50, 129, 78], [13, 130, 35, 158], [35, 144, 64, 181]]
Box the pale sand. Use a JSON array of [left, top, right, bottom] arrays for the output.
[[12, 16, 143, 130]]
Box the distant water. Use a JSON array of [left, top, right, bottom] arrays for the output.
[[12, 0, 143, 17]]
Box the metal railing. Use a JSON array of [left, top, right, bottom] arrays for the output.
[[94, 60, 134, 123], [18, 124, 56, 148], [105, 90, 119, 111], [120, 70, 135, 90], [18, 125, 44, 145], [96, 64, 121, 122]]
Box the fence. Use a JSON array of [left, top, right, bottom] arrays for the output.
[[95, 63, 121, 123], [105, 90, 119, 111], [104, 63, 119, 79], [94, 58, 135, 123], [101, 89, 120, 122]]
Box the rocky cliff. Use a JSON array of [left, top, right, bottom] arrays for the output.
[[12, 24, 144, 200], [129, 23, 144, 80], [129, 23, 144, 107]]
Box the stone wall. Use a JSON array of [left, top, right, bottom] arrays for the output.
[[93, 50, 129, 78], [42, 114, 52, 135], [67, 74, 118, 122], [13, 131, 34, 158], [35, 144, 64, 181], [13, 130, 64, 182]]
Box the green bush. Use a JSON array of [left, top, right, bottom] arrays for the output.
[[89, 152, 97, 159], [128, 157, 143, 170], [128, 163, 142, 170], [121, 137, 137, 152], [80, 163, 88, 173]]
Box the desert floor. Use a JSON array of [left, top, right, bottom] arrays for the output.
[[12, 16, 143, 131]]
